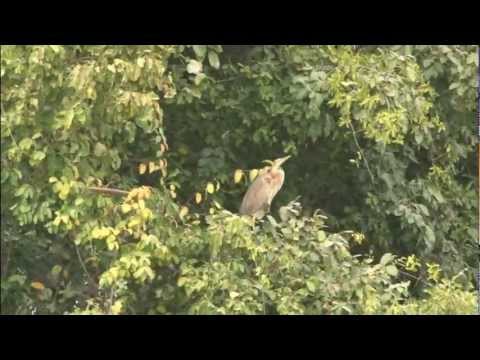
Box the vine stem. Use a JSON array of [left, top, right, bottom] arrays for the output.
[[74, 243, 95, 286], [348, 121, 375, 185]]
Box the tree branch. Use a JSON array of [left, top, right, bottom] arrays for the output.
[[87, 186, 129, 197]]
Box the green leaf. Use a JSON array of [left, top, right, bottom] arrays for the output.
[[186, 60, 202, 74], [94, 143, 107, 157], [406, 66, 416, 82], [317, 231, 326, 242], [208, 45, 223, 53], [380, 253, 394, 265], [19, 138, 33, 150], [31, 151, 46, 162], [424, 227, 436, 250], [51, 265, 63, 276], [208, 51, 220, 69], [177, 277, 187, 287], [194, 73, 206, 86], [429, 188, 445, 204], [192, 45, 207, 59], [449, 82, 460, 90], [306, 280, 316, 292], [49, 45, 61, 53], [385, 265, 398, 277]]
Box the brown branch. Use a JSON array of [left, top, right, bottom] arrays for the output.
[[87, 186, 129, 197]]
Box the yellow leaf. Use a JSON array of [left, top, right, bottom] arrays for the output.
[[31, 282, 45, 290], [179, 206, 189, 218], [169, 184, 176, 191], [53, 216, 61, 226], [138, 163, 147, 175], [206, 182, 215, 194], [234, 169, 244, 184], [195, 192, 202, 204], [140, 208, 153, 220], [128, 218, 141, 228], [58, 183, 71, 200], [209, 208, 215, 215], [121, 204, 131, 214], [106, 235, 118, 251], [249, 169, 259, 182], [111, 300, 123, 315], [148, 161, 157, 174], [91, 227, 102, 238]]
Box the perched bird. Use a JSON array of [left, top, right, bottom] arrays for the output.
[[239, 155, 291, 219]]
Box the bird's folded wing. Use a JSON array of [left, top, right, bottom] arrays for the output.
[[239, 176, 271, 215]]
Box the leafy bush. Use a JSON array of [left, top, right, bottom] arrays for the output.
[[1, 45, 477, 315]]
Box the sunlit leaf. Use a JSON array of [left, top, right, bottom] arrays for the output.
[[179, 206, 189, 218], [249, 169, 259, 182], [234, 169, 243, 184], [208, 51, 220, 69], [31, 282, 45, 290], [186, 60, 202, 74], [206, 182, 215, 194]]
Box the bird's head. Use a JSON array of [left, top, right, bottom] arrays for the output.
[[271, 155, 291, 170]]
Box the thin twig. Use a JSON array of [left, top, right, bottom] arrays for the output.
[[348, 121, 375, 185], [397, 269, 429, 287], [87, 186, 129, 197], [109, 287, 115, 315]]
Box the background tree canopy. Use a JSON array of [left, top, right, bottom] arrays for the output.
[[1, 45, 477, 315]]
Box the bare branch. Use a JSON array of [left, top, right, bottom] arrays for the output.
[[87, 186, 129, 197]]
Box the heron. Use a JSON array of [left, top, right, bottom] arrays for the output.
[[239, 155, 291, 219]]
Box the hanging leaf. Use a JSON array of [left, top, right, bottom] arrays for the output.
[[249, 169, 259, 182], [206, 182, 215, 194], [192, 45, 207, 59], [111, 300, 123, 315], [148, 161, 159, 174], [179, 206, 189, 219], [195, 192, 202, 204], [208, 51, 220, 69], [121, 204, 132, 214], [138, 163, 147, 175], [186, 60, 203, 75], [234, 169, 244, 184], [31, 282, 45, 290]]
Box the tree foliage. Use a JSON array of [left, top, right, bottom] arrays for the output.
[[1, 45, 477, 314]]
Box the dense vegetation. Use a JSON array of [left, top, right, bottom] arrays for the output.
[[1, 45, 477, 315]]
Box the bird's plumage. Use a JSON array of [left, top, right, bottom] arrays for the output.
[[239, 157, 288, 218]]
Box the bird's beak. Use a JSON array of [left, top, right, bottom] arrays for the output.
[[275, 155, 291, 167]]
